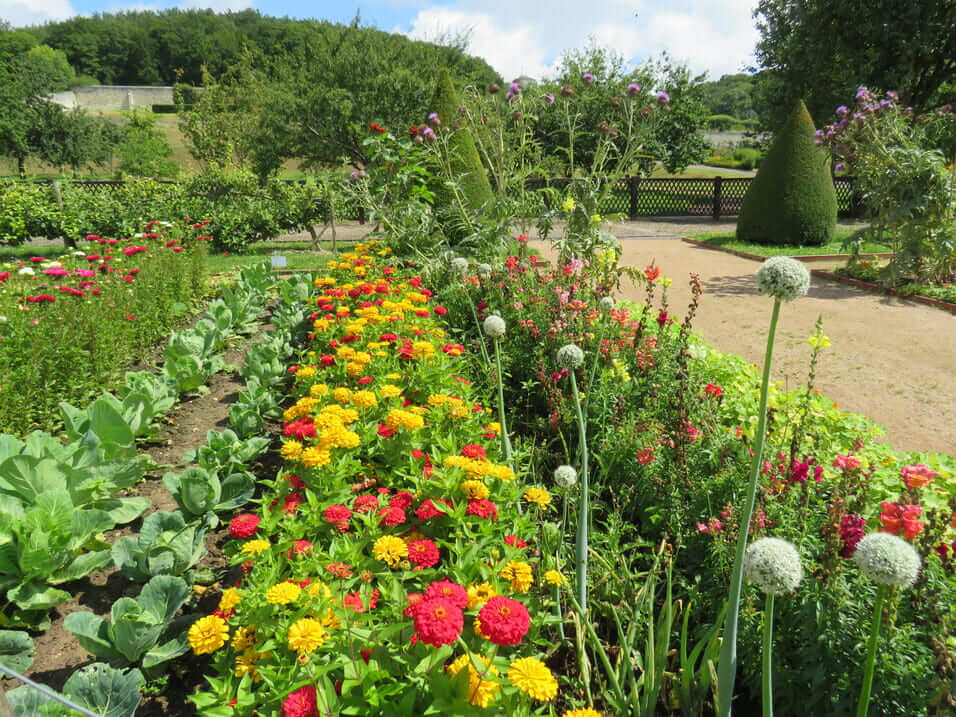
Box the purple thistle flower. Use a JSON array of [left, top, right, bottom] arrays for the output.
[[422, 127, 436, 142], [428, 112, 440, 128], [835, 105, 849, 118], [509, 80, 521, 94], [886, 90, 899, 102], [834, 163, 846, 173], [627, 83, 641, 96], [656, 91, 670, 105], [543, 92, 555, 105], [582, 73, 595, 86]]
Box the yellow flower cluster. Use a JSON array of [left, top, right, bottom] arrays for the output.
[[523, 487, 552, 508], [543, 570, 566, 587], [232, 626, 256, 651], [443, 455, 515, 481], [460, 479, 490, 500], [447, 654, 500, 708], [287, 618, 329, 654], [266, 581, 302, 605], [351, 390, 377, 409], [188, 615, 229, 655], [373, 535, 408, 567], [234, 649, 266, 681], [379, 384, 402, 399], [301, 446, 331, 468], [218, 588, 242, 614], [385, 409, 424, 431], [508, 657, 558, 701], [241, 539, 270, 556], [501, 561, 534, 592], [280, 440, 303, 461], [466, 582, 497, 609]]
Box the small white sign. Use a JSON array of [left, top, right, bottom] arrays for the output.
[[270, 255, 287, 268]]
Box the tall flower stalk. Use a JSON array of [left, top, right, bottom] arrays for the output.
[[558, 343, 588, 615], [852, 533, 922, 717], [483, 315, 513, 465], [717, 257, 810, 716]]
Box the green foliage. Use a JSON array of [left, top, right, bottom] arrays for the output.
[[751, 0, 956, 133], [22, 45, 75, 91], [63, 574, 193, 670], [428, 68, 496, 235], [699, 73, 758, 120], [112, 510, 208, 581], [8, 663, 144, 717], [737, 99, 837, 246], [115, 110, 178, 179], [0, 630, 35, 673], [162, 467, 255, 523]]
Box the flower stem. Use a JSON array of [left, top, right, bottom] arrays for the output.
[[493, 338, 513, 466], [569, 369, 589, 616], [857, 585, 887, 717], [762, 593, 775, 717], [717, 298, 782, 717]]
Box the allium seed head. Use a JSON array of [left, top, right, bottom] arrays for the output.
[[755, 256, 811, 302], [556, 343, 584, 369], [743, 537, 803, 595], [477, 263, 493, 277], [450, 257, 469, 275], [853, 533, 922, 588], [554, 465, 577, 488], [483, 315, 506, 338], [599, 296, 615, 312]]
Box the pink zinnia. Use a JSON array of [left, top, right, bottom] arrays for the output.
[[282, 685, 318, 717]]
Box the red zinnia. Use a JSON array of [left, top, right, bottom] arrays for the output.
[[466, 498, 498, 521], [411, 597, 463, 646], [378, 506, 406, 526], [282, 685, 318, 717], [289, 540, 313, 557], [326, 562, 353, 578], [504, 535, 528, 549], [461, 444, 487, 459], [229, 514, 261, 538], [378, 423, 397, 438], [415, 498, 451, 521], [407, 539, 440, 569], [424, 579, 468, 608], [324, 504, 352, 529], [353, 494, 379, 513], [283, 492, 304, 515], [284, 417, 317, 439], [477, 596, 530, 646], [389, 491, 415, 509]]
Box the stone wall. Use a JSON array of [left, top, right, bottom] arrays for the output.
[[49, 85, 177, 111]]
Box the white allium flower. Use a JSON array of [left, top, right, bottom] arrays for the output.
[[483, 314, 506, 338], [554, 465, 577, 489], [743, 537, 803, 596], [556, 343, 585, 369], [477, 263, 493, 277], [853, 533, 922, 589], [17, 267, 34, 276], [599, 296, 615, 312], [450, 257, 469, 275], [755, 256, 811, 302]]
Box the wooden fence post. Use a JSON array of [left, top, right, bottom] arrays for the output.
[[712, 176, 723, 221], [629, 176, 640, 219]]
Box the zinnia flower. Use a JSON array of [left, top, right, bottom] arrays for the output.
[[447, 653, 500, 707], [407, 539, 440, 569], [229, 514, 261, 538], [508, 657, 558, 700], [188, 615, 229, 655], [501, 561, 534, 592], [412, 598, 464, 646], [477, 596, 530, 646], [266, 581, 302, 605], [288, 618, 328, 653], [425, 580, 468, 608], [563, 709, 603, 717], [523, 487, 551, 508], [373, 535, 408, 567], [282, 685, 318, 717]]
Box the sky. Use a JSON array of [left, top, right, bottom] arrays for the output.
[[1, 0, 761, 82]]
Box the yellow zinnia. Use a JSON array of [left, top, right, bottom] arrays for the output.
[[188, 615, 229, 655], [241, 539, 270, 555], [373, 535, 408, 567], [447, 653, 500, 708], [501, 561, 534, 592], [508, 657, 558, 701], [523, 487, 552, 508], [265, 581, 302, 605], [287, 618, 328, 653]]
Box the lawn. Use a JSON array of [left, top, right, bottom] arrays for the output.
[[689, 228, 886, 256]]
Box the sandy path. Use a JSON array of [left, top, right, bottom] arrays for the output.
[[528, 220, 955, 456]]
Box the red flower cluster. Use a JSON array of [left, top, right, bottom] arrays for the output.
[[408, 539, 440, 569], [900, 463, 937, 489], [838, 513, 866, 557], [368, 122, 387, 135], [284, 417, 317, 439], [229, 514, 261, 538], [282, 685, 318, 717], [879, 502, 924, 539], [353, 494, 379, 513], [466, 498, 498, 520], [477, 596, 530, 646], [323, 504, 352, 531], [416, 498, 452, 521], [412, 597, 463, 646]]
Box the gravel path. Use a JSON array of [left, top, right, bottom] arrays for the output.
[[529, 219, 955, 455]]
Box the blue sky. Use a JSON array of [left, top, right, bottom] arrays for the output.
[[3, 0, 760, 81]]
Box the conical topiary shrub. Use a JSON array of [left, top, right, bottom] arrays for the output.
[[428, 68, 495, 231], [736, 99, 837, 246]]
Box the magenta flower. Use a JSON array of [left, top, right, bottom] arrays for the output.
[[656, 91, 670, 105], [835, 105, 849, 118], [421, 127, 436, 142], [582, 73, 595, 85], [428, 112, 440, 128], [627, 83, 641, 96], [543, 92, 555, 105]]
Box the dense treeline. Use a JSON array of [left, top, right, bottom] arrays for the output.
[[24, 9, 499, 88]]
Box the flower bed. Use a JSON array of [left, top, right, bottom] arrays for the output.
[[188, 243, 587, 716], [0, 219, 208, 433]]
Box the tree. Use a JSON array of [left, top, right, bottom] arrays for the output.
[[22, 45, 76, 91], [752, 0, 956, 133], [736, 99, 837, 246], [115, 110, 178, 178], [699, 73, 757, 120], [31, 106, 116, 175]]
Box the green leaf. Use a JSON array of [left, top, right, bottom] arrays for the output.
[[141, 615, 193, 669], [216, 473, 254, 511], [63, 611, 121, 662], [109, 598, 159, 664], [0, 456, 68, 504], [138, 575, 189, 624], [63, 664, 144, 717], [0, 630, 35, 673], [51, 549, 112, 584], [93, 497, 150, 526], [7, 684, 54, 714], [89, 396, 135, 450], [8, 583, 71, 612]]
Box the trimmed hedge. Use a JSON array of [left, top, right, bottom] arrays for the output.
[[736, 99, 837, 246]]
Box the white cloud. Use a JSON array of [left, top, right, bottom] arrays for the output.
[[1, 0, 76, 26], [400, 0, 759, 81]]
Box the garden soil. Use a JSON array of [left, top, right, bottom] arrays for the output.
[[295, 218, 954, 455]]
